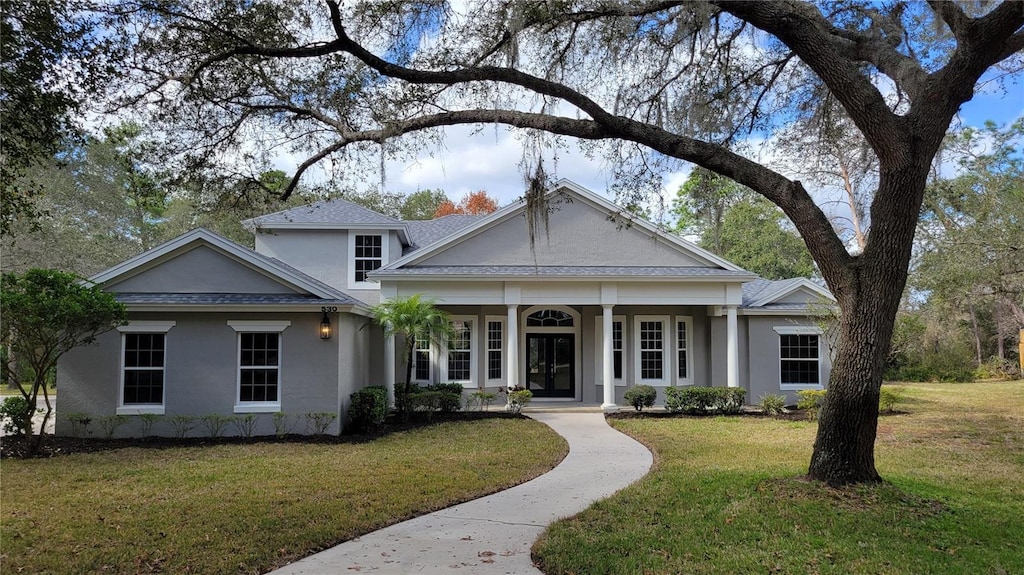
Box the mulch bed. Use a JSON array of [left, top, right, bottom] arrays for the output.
[[607, 409, 811, 421], [0, 411, 523, 459]]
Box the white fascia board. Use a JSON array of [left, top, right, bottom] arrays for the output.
[[749, 278, 835, 308], [121, 303, 372, 316], [252, 222, 410, 244], [371, 272, 756, 282], [90, 228, 345, 301]]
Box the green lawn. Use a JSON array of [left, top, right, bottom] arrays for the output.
[[534, 381, 1024, 574], [1, 418, 567, 575]]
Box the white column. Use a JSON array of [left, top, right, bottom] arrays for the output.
[[601, 304, 617, 412], [384, 334, 396, 407], [506, 304, 519, 390], [726, 305, 739, 389]]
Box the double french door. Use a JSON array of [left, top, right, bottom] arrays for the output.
[[526, 334, 575, 398]]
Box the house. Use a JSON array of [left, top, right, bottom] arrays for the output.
[[56, 180, 833, 437]]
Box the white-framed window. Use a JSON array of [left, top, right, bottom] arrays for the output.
[[116, 321, 175, 415], [634, 315, 670, 385], [773, 326, 823, 390], [348, 232, 388, 289], [441, 317, 476, 388], [594, 315, 626, 386], [485, 317, 505, 384], [411, 334, 432, 384], [228, 321, 290, 412], [674, 316, 694, 385]]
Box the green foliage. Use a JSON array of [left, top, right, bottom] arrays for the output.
[[623, 385, 657, 412], [878, 386, 905, 414], [508, 389, 533, 415], [467, 390, 498, 411], [796, 389, 827, 420], [348, 386, 388, 433], [97, 415, 129, 439], [199, 414, 231, 438], [305, 412, 338, 435], [272, 412, 294, 438], [0, 396, 36, 435], [168, 415, 195, 439], [400, 189, 450, 220], [664, 386, 746, 415], [758, 393, 788, 416], [137, 413, 161, 437], [973, 357, 1021, 381], [64, 412, 92, 438], [232, 414, 259, 438], [426, 382, 463, 412]]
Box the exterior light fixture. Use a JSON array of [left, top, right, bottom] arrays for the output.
[[320, 312, 332, 340]]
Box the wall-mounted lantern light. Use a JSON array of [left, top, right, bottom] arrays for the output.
[[320, 312, 332, 340]]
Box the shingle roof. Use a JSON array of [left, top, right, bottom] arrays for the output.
[[404, 215, 485, 250], [245, 198, 402, 226], [114, 293, 358, 305], [372, 265, 755, 278]]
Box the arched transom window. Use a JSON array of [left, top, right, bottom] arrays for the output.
[[526, 309, 575, 327]]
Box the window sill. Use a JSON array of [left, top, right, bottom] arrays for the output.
[[780, 384, 824, 391], [116, 406, 165, 415], [234, 404, 281, 414]]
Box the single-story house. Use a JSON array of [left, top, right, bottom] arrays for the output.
[[57, 180, 833, 437]]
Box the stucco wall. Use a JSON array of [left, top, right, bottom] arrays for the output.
[[745, 316, 832, 404], [419, 199, 707, 267], [56, 311, 347, 437], [108, 246, 295, 294]]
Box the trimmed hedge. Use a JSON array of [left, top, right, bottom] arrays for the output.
[[664, 386, 746, 415], [348, 386, 388, 432], [623, 385, 657, 412], [396, 383, 463, 416]]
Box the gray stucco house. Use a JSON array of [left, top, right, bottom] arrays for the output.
[[57, 180, 833, 437]]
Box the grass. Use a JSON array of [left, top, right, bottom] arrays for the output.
[[1, 417, 567, 574], [534, 381, 1024, 574]]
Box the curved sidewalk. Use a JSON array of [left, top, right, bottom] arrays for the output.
[[266, 412, 653, 574]]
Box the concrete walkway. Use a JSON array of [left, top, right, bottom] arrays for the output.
[[266, 412, 653, 574]]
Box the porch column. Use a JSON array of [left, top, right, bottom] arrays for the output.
[[384, 333, 396, 407], [726, 305, 739, 388], [601, 304, 617, 412], [506, 304, 519, 390]]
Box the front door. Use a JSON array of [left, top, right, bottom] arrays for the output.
[[526, 334, 575, 398]]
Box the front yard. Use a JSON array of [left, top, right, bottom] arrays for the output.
[[534, 381, 1024, 574], [1, 417, 567, 574]]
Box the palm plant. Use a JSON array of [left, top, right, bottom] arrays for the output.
[[370, 295, 455, 407]]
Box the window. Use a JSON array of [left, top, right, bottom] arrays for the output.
[[527, 309, 574, 327], [441, 317, 476, 386], [486, 318, 504, 382], [229, 320, 290, 412], [117, 321, 174, 415], [774, 326, 823, 389], [635, 316, 670, 384], [594, 316, 625, 386], [412, 335, 432, 383], [675, 316, 693, 385], [349, 233, 388, 288]]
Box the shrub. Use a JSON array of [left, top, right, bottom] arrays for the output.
[[348, 386, 388, 433], [306, 412, 338, 435], [64, 412, 93, 438], [97, 415, 130, 439], [973, 357, 1021, 381], [200, 414, 231, 438], [879, 385, 906, 413], [665, 387, 746, 415], [719, 388, 747, 414], [758, 393, 787, 416], [467, 390, 498, 411], [507, 389, 532, 414], [232, 414, 259, 438], [137, 413, 161, 437], [426, 383, 463, 412], [0, 396, 37, 436], [272, 412, 293, 437], [426, 382, 464, 395], [169, 415, 196, 438], [796, 389, 827, 420], [623, 385, 657, 411]]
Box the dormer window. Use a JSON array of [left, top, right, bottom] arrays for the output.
[[349, 232, 388, 288]]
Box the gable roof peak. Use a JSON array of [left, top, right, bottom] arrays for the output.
[[242, 196, 402, 229]]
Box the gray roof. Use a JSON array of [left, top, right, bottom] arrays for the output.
[[404, 215, 485, 250], [372, 265, 755, 278], [245, 198, 402, 226], [114, 293, 359, 305]]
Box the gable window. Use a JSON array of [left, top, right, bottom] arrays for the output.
[[229, 321, 290, 412], [486, 318, 504, 383], [773, 326, 823, 390], [635, 316, 670, 385], [441, 317, 475, 387], [412, 335, 432, 384], [594, 316, 625, 386], [527, 309, 574, 327], [675, 316, 694, 385], [349, 233, 388, 288], [117, 321, 175, 415]]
